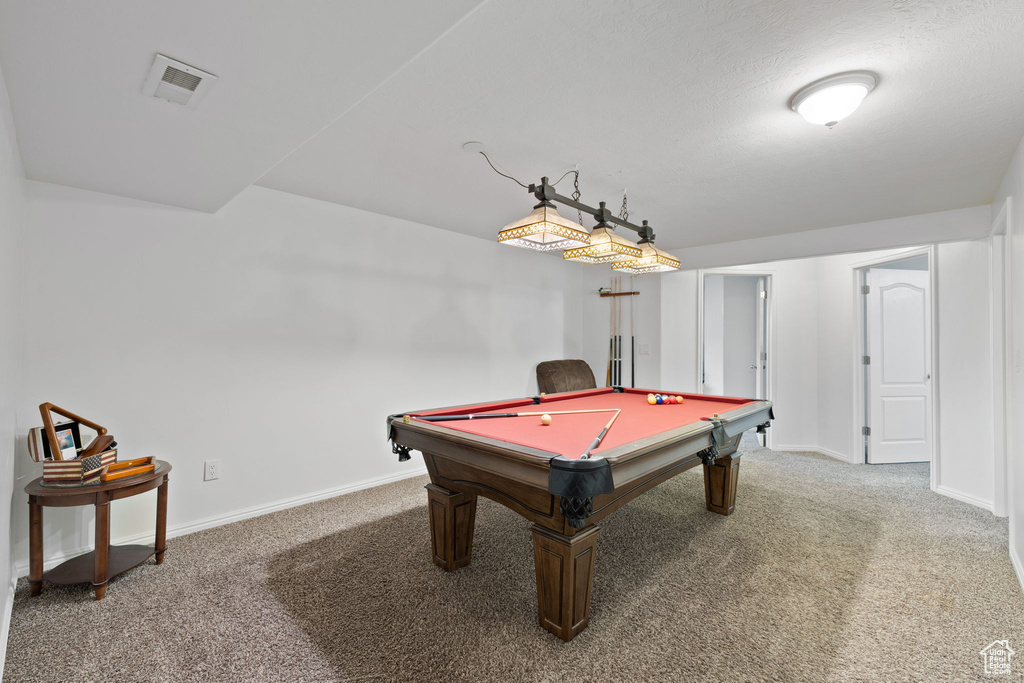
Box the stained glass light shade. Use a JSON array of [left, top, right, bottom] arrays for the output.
[[612, 241, 681, 274], [498, 201, 590, 252], [562, 225, 642, 264]]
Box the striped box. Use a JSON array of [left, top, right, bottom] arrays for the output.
[[42, 449, 118, 484]]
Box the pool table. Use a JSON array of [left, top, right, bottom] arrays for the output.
[[387, 387, 773, 641]]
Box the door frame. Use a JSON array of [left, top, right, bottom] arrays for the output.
[[696, 269, 775, 449], [852, 246, 938, 487], [990, 198, 1012, 518]]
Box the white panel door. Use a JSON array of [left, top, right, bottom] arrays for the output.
[[867, 269, 932, 464]]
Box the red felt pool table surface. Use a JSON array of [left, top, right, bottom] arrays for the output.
[[411, 387, 753, 459]]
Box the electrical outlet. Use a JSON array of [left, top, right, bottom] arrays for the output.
[[204, 459, 220, 481], [639, 343, 651, 356]]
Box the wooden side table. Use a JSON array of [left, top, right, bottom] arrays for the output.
[[25, 460, 171, 600]]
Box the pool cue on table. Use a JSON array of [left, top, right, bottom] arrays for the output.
[[580, 409, 621, 459], [410, 408, 621, 422]]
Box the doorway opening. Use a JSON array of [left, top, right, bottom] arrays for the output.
[[855, 250, 936, 466], [699, 272, 772, 446]]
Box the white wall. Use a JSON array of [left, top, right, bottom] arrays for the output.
[[702, 274, 724, 394], [671, 205, 991, 270], [662, 242, 999, 512], [935, 241, 995, 506], [12, 181, 585, 575], [0, 63, 25, 676], [993, 132, 1024, 591], [661, 269, 699, 391], [661, 259, 819, 450], [578, 265, 661, 390]]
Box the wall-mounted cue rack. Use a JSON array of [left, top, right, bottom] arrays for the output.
[[600, 278, 639, 388]]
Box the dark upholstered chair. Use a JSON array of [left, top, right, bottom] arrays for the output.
[[536, 359, 598, 395]]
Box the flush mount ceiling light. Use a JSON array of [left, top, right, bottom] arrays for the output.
[[790, 71, 877, 127]]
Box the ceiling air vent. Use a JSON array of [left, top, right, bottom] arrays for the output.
[[142, 54, 217, 109]]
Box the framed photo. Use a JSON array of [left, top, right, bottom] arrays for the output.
[[43, 421, 81, 460]]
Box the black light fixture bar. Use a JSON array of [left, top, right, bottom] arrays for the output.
[[528, 177, 655, 241]]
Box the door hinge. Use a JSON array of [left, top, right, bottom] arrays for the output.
[[862, 355, 871, 365], [862, 285, 870, 294], [760, 352, 767, 361], [862, 426, 871, 436], [760, 290, 767, 299]]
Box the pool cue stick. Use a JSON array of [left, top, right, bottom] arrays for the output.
[[613, 277, 621, 385], [606, 279, 614, 387], [630, 275, 636, 388], [412, 408, 621, 422], [580, 409, 621, 459]]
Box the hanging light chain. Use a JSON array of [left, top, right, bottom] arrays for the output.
[[572, 168, 584, 226]]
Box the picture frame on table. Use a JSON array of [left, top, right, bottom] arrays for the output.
[[34, 421, 81, 460]]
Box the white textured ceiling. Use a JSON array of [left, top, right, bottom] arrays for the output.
[[2, 0, 1023, 249], [0, 0, 483, 212]]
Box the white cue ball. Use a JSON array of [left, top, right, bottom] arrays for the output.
[[541, 414, 552, 426]]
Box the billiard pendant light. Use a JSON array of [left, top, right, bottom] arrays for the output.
[[563, 203, 642, 264], [498, 200, 590, 252], [612, 222, 680, 274]]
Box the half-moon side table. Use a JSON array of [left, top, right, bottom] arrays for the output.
[[25, 460, 171, 600]]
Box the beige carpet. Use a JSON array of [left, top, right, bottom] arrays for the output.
[[4, 435, 1022, 682]]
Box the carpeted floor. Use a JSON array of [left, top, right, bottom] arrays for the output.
[[4, 435, 1022, 682]]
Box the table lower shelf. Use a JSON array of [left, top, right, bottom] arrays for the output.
[[43, 545, 157, 586]]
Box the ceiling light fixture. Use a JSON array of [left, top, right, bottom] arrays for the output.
[[790, 71, 877, 127], [480, 151, 680, 274], [612, 221, 682, 274], [563, 203, 642, 264], [497, 200, 590, 251]]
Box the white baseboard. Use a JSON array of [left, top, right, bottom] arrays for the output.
[[1011, 542, 1024, 595], [0, 570, 15, 677], [775, 444, 854, 464], [16, 466, 427, 578], [933, 484, 994, 512]]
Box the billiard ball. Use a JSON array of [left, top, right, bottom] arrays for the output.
[[677, 396, 684, 403], [656, 396, 663, 404], [647, 394, 657, 405], [541, 414, 552, 426]]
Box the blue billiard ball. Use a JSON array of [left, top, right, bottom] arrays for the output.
[[656, 396, 664, 404]]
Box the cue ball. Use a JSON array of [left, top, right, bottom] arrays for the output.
[[541, 414, 552, 426]]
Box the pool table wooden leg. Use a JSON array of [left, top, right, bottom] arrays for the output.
[[425, 484, 477, 571], [703, 454, 741, 515], [531, 524, 600, 641]]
